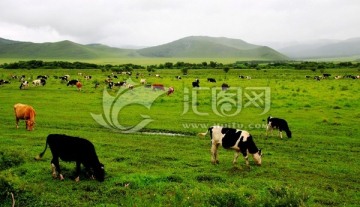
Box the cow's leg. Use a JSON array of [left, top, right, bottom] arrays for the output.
[[243, 155, 249, 166], [279, 130, 283, 139], [211, 143, 219, 164], [15, 118, 19, 129], [75, 161, 81, 182], [51, 163, 57, 178], [233, 150, 240, 164], [240, 149, 249, 166], [51, 157, 64, 180]]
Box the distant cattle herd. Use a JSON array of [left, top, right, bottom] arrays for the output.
[[3, 69, 358, 183]]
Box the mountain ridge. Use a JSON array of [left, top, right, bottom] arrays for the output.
[[0, 36, 288, 60]]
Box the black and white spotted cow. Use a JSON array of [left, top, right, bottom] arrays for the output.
[[199, 126, 262, 166], [266, 116, 292, 139], [192, 79, 200, 87]]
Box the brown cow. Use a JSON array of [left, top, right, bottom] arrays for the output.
[[76, 81, 82, 91], [167, 86, 174, 95], [152, 83, 165, 91], [14, 103, 36, 131]]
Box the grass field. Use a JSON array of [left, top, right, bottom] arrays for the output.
[[0, 67, 359, 206]]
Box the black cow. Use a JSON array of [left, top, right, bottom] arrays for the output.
[[266, 116, 292, 139], [192, 79, 200, 87], [67, 80, 78, 86], [35, 134, 105, 182], [323, 73, 331, 78], [207, 78, 216, 82], [221, 83, 229, 90], [199, 126, 262, 166]]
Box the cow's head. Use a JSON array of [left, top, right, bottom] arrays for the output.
[[94, 163, 105, 182], [26, 120, 35, 131], [252, 149, 262, 166]]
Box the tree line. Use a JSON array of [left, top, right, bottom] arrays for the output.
[[1, 60, 359, 71]]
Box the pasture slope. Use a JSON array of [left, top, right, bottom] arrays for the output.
[[0, 68, 359, 206]]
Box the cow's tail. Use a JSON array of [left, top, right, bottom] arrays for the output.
[[34, 137, 48, 160], [197, 127, 213, 138]]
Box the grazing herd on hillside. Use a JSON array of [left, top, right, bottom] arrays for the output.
[[5, 69, 355, 183]]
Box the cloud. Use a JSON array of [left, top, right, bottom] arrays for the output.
[[0, 0, 359, 47]]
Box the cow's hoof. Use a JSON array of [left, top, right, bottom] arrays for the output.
[[59, 174, 64, 181]]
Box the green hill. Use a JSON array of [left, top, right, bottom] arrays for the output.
[[137, 36, 289, 60], [0, 38, 136, 59], [0, 36, 288, 60]]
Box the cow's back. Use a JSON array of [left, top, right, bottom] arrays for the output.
[[47, 134, 96, 162], [14, 103, 35, 119]]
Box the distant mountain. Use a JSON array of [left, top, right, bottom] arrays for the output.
[[0, 36, 288, 60], [137, 36, 289, 60], [0, 38, 137, 59], [278, 38, 360, 59]]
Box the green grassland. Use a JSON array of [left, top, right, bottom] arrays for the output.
[[0, 68, 359, 206]]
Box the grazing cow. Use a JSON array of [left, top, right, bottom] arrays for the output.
[[207, 78, 216, 83], [67, 80, 78, 86], [126, 83, 134, 90], [0, 80, 10, 85], [14, 103, 36, 131], [114, 81, 126, 87], [35, 134, 105, 182], [59, 76, 68, 82], [167, 86, 174, 96], [76, 81, 82, 91], [19, 81, 29, 89], [192, 79, 200, 87], [221, 83, 229, 90], [32, 79, 43, 86], [198, 126, 262, 166], [266, 116, 292, 139], [175, 76, 182, 80], [334, 75, 342, 79], [246, 76, 252, 80], [305, 75, 311, 79], [153, 83, 165, 91], [108, 82, 114, 89], [84, 75, 92, 80], [140, 79, 146, 84], [239, 75, 245, 79], [323, 73, 331, 78], [37, 75, 48, 79], [314, 76, 321, 81]]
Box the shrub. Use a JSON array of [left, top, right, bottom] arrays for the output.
[[0, 176, 14, 201], [0, 151, 25, 171]]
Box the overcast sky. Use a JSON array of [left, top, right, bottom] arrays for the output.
[[0, 0, 359, 48]]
